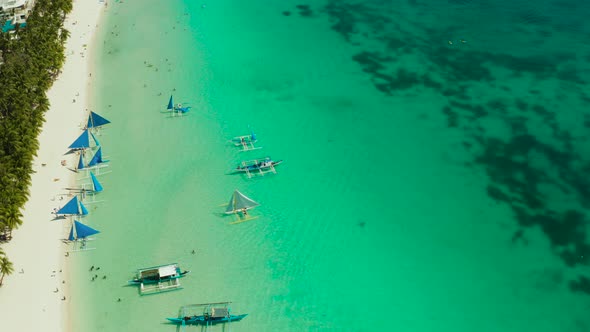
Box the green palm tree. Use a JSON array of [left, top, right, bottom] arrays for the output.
[[3, 207, 22, 238], [0, 0, 75, 264], [0, 255, 14, 286]]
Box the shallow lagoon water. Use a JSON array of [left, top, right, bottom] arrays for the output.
[[69, 0, 590, 331]]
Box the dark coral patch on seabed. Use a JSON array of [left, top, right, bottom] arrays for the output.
[[316, 0, 590, 291], [296, 5, 313, 17]]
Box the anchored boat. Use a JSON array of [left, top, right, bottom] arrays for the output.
[[129, 263, 189, 295], [166, 95, 191, 116], [65, 220, 100, 253], [85, 111, 111, 134], [167, 302, 248, 328], [231, 130, 261, 152], [235, 157, 283, 178], [224, 189, 260, 224], [55, 195, 89, 218]]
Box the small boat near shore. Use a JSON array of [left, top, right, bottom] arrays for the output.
[[235, 157, 282, 178], [166, 95, 191, 116], [66, 220, 100, 253], [167, 302, 248, 327], [129, 263, 189, 295], [230, 131, 261, 152], [223, 189, 260, 224]]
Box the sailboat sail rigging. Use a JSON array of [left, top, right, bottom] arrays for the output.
[[225, 190, 259, 214], [67, 220, 100, 252], [86, 111, 111, 129], [56, 196, 89, 216], [68, 129, 100, 151], [90, 172, 103, 193], [167, 95, 174, 111], [68, 220, 100, 241], [166, 95, 191, 115], [87, 146, 106, 168]]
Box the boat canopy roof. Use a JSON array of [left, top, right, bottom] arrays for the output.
[[159, 265, 177, 278], [225, 190, 259, 214], [211, 307, 229, 318]]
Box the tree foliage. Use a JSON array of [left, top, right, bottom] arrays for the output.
[[0, 0, 73, 273], [0, 255, 14, 286]]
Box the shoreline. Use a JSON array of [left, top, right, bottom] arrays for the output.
[[0, 1, 107, 331]]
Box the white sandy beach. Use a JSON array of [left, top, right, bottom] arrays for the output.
[[0, 1, 106, 330]]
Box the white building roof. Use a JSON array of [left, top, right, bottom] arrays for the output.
[[0, 0, 28, 11]]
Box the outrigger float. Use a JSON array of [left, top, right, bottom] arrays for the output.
[[167, 302, 248, 329], [128, 263, 189, 295], [235, 157, 283, 178]]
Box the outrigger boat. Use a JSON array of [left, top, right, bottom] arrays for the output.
[[65, 172, 104, 204], [65, 220, 100, 253], [223, 189, 260, 224], [67, 129, 100, 153], [66, 129, 110, 177], [167, 302, 247, 329], [129, 263, 189, 295], [54, 195, 89, 218], [85, 111, 111, 135], [76, 146, 110, 175], [235, 157, 283, 178], [167, 95, 191, 117], [231, 131, 261, 152]]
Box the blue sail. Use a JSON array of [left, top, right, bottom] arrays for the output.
[[87, 111, 111, 128], [90, 172, 103, 192], [67, 225, 75, 241], [167, 95, 174, 110], [91, 132, 101, 146], [68, 130, 91, 150], [80, 201, 89, 215], [68, 220, 99, 241], [57, 196, 82, 215], [77, 153, 85, 170], [87, 147, 104, 167]]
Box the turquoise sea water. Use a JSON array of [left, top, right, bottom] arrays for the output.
[[68, 0, 590, 331]]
